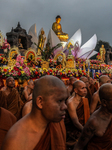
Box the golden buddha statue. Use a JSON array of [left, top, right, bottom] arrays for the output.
[[18, 38, 23, 49], [37, 29, 46, 56], [52, 15, 69, 42], [66, 42, 76, 68], [99, 45, 106, 62]]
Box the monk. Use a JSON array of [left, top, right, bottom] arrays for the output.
[[90, 75, 111, 115], [65, 80, 90, 149], [0, 107, 16, 149], [88, 77, 97, 95], [74, 83, 112, 150], [67, 77, 77, 95], [21, 80, 34, 103], [1, 77, 24, 120], [1, 75, 68, 150], [22, 80, 37, 117], [22, 100, 32, 117], [80, 76, 92, 105]]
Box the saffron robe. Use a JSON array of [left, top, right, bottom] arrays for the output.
[[0, 91, 7, 109], [2, 88, 24, 120], [90, 84, 97, 96], [86, 87, 92, 106], [65, 98, 90, 143], [34, 120, 66, 150], [0, 107, 16, 149], [86, 120, 112, 150]]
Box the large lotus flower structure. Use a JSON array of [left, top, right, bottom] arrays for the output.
[[28, 24, 98, 60], [63, 29, 98, 59]]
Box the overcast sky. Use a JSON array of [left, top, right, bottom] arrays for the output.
[[0, 0, 112, 46]]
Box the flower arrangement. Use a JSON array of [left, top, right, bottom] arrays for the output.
[[75, 58, 86, 63], [90, 59, 101, 64], [1, 55, 31, 81], [0, 55, 8, 65], [94, 72, 102, 79], [29, 67, 88, 79]]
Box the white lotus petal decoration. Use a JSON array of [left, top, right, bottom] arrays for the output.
[[77, 34, 97, 58], [28, 24, 38, 50], [47, 29, 63, 56], [80, 50, 98, 59], [87, 51, 98, 59], [68, 29, 82, 47], [28, 24, 37, 37], [63, 29, 82, 51]]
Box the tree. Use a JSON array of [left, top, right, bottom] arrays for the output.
[[91, 40, 112, 59]]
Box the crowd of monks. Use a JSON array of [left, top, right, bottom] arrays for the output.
[[0, 74, 112, 150]]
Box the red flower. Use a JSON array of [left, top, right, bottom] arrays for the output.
[[47, 72, 50, 75], [35, 71, 38, 75], [49, 69, 52, 72], [3, 69, 7, 72], [14, 67, 19, 71], [18, 72, 21, 76]]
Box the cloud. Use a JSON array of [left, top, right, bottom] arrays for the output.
[[0, 0, 112, 46]]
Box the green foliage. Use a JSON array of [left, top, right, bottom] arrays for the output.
[[95, 40, 112, 52], [91, 40, 112, 59], [34, 41, 62, 61]]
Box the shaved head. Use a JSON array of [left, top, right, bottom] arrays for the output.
[[80, 76, 89, 87], [69, 77, 77, 85], [6, 77, 14, 84], [6, 77, 15, 88], [73, 80, 85, 89], [33, 75, 67, 107], [99, 75, 111, 85], [73, 80, 87, 97], [99, 83, 112, 102], [80, 76, 87, 81]]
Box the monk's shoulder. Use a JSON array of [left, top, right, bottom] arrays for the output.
[[22, 101, 32, 117], [0, 86, 6, 91], [2, 118, 28, 150], [5, 116, 28, 140], [67, 96, 76, 105], [67, 97, 79, 111], [86, 113, 99, 130], [92, 91, 99, 100]]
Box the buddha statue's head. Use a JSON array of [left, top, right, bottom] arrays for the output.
[[101, 44, 104, 48], [18, 38, 21, 43], [41, 30, 45, 35], [56, 15, 61, 23]]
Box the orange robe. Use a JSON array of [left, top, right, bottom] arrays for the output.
[[0, 91, 7, 109], [34, 120, 66, 150], [86, 120, 112, 150], [90, 84, 97, 96], [0, 107, 16, 149], [2, 88, 24, 120], [86, 87, 92, 106], [65, 98, 90, 144], [94, 82, 99, 91]]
